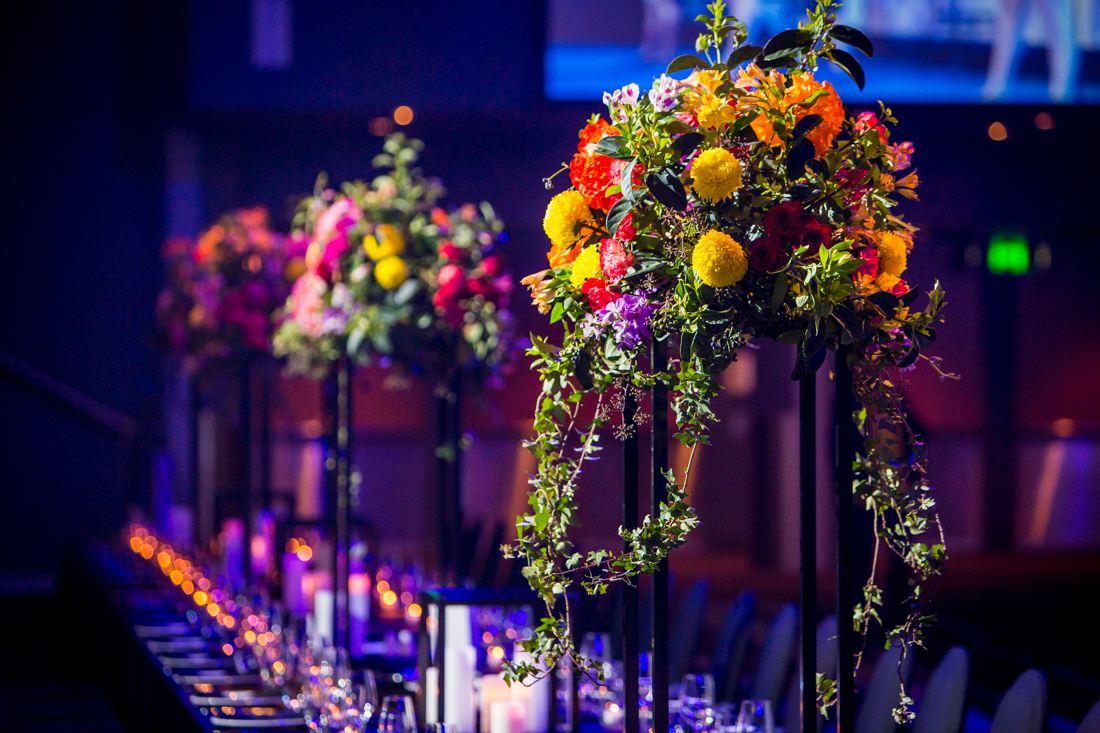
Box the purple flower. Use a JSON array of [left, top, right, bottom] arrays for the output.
[[648, 75, 679, 112], [583, 290, 655, 349]]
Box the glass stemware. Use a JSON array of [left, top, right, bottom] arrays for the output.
[[736, 700, 774, 733], [379, 694, 418, 733]]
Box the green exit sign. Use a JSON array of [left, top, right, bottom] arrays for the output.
[[987, 233, 1029, 275]]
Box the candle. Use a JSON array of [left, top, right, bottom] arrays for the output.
[[282, 552, 308, 615], [489, 701, 524, 733], [511, 651, 551, 733], [480, 674, 512, 733], [444, 604, 473, 648], [349, 572, 371, 656], [221, 518, 245, 589], [314, 589, 334, 647], [424, 666, 440, 725], [443, 645, 477, 733]]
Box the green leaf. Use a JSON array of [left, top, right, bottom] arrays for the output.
[[791, 114, 823, 142], [645, 168, 688, 211], [606, 196, 636, 239], [762, 29, 813, 58], [393, 277, 422, 305], [549, 301, 565, 324], [573, 349, 595, 390], [674, 132, 705, 157], [593, 135, 633, 161], [830, 24, 874, 58], [726, 43, 763, 68], [666, 54, 710, 74], [826, 49, 866, 91], [787, 137, 815, 179], [771, 272, 788, 310], [619, 160, 637, 204], [776, 329, 804, 345]]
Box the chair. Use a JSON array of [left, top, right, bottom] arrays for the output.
[[1077, 698, 1100, 733], [669, 579, 710, 682], [781, 615, 839, 733], [855, 644, 914, 733], [712, 591, 756, 702], [750, 603, 798, 705], [990, 669, 1047, 733], [913, 647, 969, 733]]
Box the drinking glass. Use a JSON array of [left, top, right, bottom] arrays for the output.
[[379, 694, 418, 733], [429, 725, 459, 733], [681, 673, 715, 708], [358, 670, 379, 723], [736, 700, 774, 733]]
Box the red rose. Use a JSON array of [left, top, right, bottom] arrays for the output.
[[481, 255, 501, 277], [581, 278, 622, 310], [438, 241, 462, 262], [748, 237, 789, 274], [598, 239, 634, 284], [762, 202, 803, 240], [615, 213, 637, 241], [800, 221, 832, 249]]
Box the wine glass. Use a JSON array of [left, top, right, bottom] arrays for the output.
[[379, 694, 418, 733], [428, 725, 459, 733], [736, 700, 774, 733], [679, 673, 715, 727], [358, 670, 379, 723]]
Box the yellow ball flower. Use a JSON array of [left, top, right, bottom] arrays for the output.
[[364, 224, 406, 261], [877, 231, 908, 277], [692, 230, 747, 287], [691, 148, 743, 203], [543, 190, 594, 249], [374, 256, 408, 290], [570, 245, 604, 288]]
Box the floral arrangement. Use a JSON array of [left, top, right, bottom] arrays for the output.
[[157, 207, 301, 363], [273, 134, 512, 384], [506, 2, 955, 718]]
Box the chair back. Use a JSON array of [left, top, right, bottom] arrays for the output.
[[856, 644, 914, 733], [913, 647, 969, 733], [669, 579, 710, 681], [749, 603, 798, 704], [713, 591, 756, 701], [990, 670, 1047, 733], [1077, 698, 1100, 733]]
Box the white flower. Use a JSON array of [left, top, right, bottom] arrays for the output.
[[648, 75, 679, 112], [603, 83, 642, 124]]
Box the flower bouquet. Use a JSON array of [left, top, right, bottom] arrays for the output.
[[157, 206, 299, 364], [507, 2, 954, 717], [273, 134, 512, 384]]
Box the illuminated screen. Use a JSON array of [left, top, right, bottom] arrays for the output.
[[546, 0, 1100, 104]]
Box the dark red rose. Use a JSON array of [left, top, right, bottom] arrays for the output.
[[762, 202, 803, 239], [438, 241, 463, 262], [748, 237, 789, 274], [800, 221, 832, 249], [581, 278, 622, 310]]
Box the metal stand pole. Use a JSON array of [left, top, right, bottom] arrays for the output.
[[260, 358, 272, 519], [240, 358, 253, 532], [651, 337, 670, 733], [799, 375, 817, 733], [623, 392, 640, 733], [449, 371, 464, 577], [835, 347, 855, 733], [326, 356, 352, 649], [436, 391, 451, 579]]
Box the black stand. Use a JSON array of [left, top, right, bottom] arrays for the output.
[[834, 347, 855, 733], [622, 393, 640, 733], [326, 356, 352, 650], [650, 337, 670, 733], [799, 374, 817, 733], [436, 370, 464, 581]]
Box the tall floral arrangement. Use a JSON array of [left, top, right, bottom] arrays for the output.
[[507, 2, 954, 719], [273, 134, 512, 383], [157, 206, 301, 363]]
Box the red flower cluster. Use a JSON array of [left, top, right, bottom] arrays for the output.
[[748, 203, 834, 274], [569, 119, 644, 212], [433, 261, 511, 328], [599, 239, 634, 284], [581, 278, 621, 310]]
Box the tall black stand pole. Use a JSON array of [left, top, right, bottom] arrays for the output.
[[260, 358, 272, 521], [240, 358, 253, 538], [799, 375, 817, 733], [190, 366, 202, 546], [448, 370, 463, 577], [651, 337, 670, 733], [623, 392, 640, 733], [835, 347, 855, 733], [326, 356, 352, 649]]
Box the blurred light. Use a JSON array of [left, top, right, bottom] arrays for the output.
[[376, 580, 390, 594], [247, 254, 262, 273], [1052, 419, 1074, 437], [286, 538, 299, 553], [987, 233, 1029, 275], [1034, 241, 1052, 269], [488, 645, 505, 660], [273, 660, 285, 674], [129, 536, 143, 552], [198, 577, 211, 591], [482, 631, 494, 644], [987, 121, 1009, 141], [157, 552, 171, 567], [370, 117, 395, 137], [140, 545, 155, 559], [223, 643, 234, 655], [296, 545, 313, 562], [302, 419, 323, 439], [349, 573, 370, 594], [245, 630, 257, 644], [381, 590, 397, 606], [225, 617, 236, 629], [207, 603, 220, 616], [400, 591, 413, 605], [407, 603, 423, 619], [1034, 112, 1055, 130], [170, 570, 183, 585], [193, 591, 209, 606], [181, 580, 194, 595], [393, 106, 414, 126]]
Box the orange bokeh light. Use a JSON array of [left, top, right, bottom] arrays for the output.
[[381, 590, 397, 606]]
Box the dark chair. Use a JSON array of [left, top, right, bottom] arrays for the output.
[[855, 644, 914, 733], [669, 579, 710, 682], [713, 591, 756, 702], [990, 669, 1047, 733], [750, 603, 798, 705], [913, 647, 969, 733]]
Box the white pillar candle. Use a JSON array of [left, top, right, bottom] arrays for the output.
[[424, 666, 440, 725], [511, 652, 551, 733], [443, 645, 477, 733], [222, 517, 246, 589], [349, 572, 370, 656], [313, 589, 334, 647], [489, 701, 524, 733], [282, 552, 307, 615], [444, 604, 472, 648], [480, 674, 512, 732]]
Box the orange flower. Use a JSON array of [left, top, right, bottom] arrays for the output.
[[548, 242, 584, 268], [748, 72, 843, 158], [193, 224, 225, 263], [570, 119, 622, 211], [521, 270, 554, 314], [681, 69, 738, 130]]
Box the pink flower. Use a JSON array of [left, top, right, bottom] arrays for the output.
[[439, 241, 463, 262], [599, 239, 634, 284], [290, 271, 325, 338], [581, 278, 622, 310], [314, 197, 361, 245], [318, 233, 349, 278], [481, 255, 502, 277], [886, 141, 914, 172], [615, 213, 637, 241], [855, 248, 879, 279], [286, 232, 310, 259], [854, 112, 887, 141], [437, 264, 466, 298]]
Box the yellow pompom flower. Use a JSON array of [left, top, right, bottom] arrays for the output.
[[691, 148, 743, 203], [569, 245, 604, 288], [364, 224, 406, 261], [692, 230, 747, 287], [374, 256, 408, 289], [877, 231, 909, 277], [543, 190, 594, 249]]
